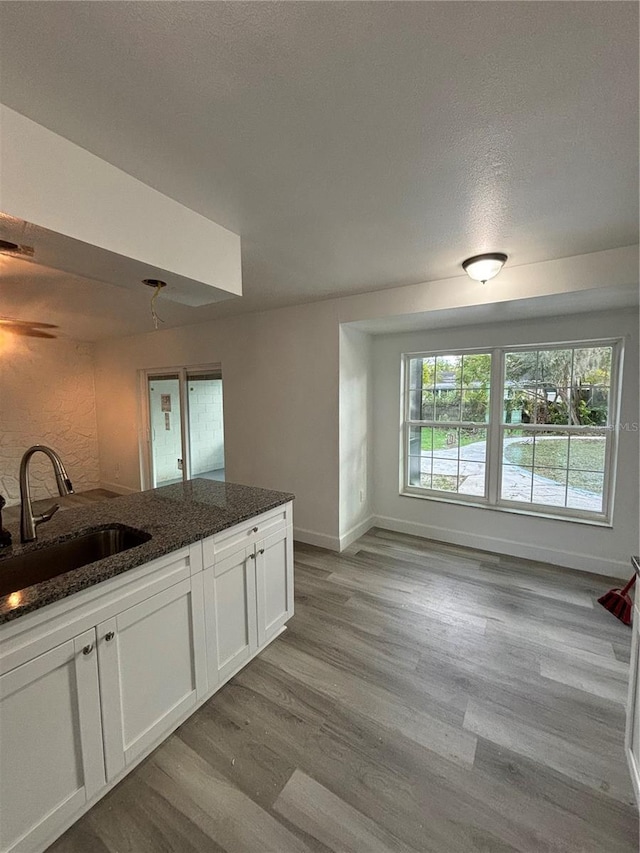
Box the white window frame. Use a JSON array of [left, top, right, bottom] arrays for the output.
[[401, 338, 623, 526], [402, 346, 494, 505]]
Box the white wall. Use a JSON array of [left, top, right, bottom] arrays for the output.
[[339, 326, 373, 547], [188, 378, 225, 475], [0, 335, 100, 505], [93, 247, 638, 561], [370, 309, 639, 576], [94, 300, 340, 544]]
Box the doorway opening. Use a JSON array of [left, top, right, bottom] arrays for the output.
[[142, 365, 225, 489]]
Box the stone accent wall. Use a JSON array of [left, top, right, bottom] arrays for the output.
[[0, 336, 100, 506]]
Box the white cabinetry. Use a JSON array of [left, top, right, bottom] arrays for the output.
[[203, 544, 257, 687], [0, 630, 104, 853], [0, 500, 293, 853], [98, 577, 207, 780], [256, 526, 294, 646], [202, 504, 293, 687], [625, 561, 640, 806]]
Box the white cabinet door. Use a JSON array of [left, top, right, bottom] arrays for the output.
[[97, 578, 207, 781], [255, 526, 294, 647], [203, 544, 257, 687], [626, 605, 640, 806], [0, 630, 104, 853]]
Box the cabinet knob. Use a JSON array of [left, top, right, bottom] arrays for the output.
[[249, 553, 256, 560], [105, 631, 115, 642], [258, 548, 265, 555], [82, 643, 94, 656], [252, 526, 258, 533]]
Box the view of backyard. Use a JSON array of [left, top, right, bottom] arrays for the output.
[[407, 345, 613, 513]]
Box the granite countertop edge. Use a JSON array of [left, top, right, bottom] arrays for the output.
[[0, 479, 294, 626]]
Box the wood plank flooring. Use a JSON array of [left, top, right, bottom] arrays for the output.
[[48, 528, 638, 853]]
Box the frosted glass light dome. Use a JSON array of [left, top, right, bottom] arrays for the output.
[[462, 253, 508, 283]]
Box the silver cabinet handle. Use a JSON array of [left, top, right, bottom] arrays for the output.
[[82, 643, 94, 655], [105, 631, 115, 642], [258, 548, 265, 555]]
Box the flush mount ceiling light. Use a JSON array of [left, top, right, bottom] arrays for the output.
[[462, 252, 508, 284]]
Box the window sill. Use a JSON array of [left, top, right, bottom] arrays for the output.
[[400, 488, 613, 528]]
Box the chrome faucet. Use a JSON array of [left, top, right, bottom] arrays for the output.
[[19, 445, 74, 542]]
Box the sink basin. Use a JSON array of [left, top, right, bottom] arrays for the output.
[[0, 526, 151, 596]]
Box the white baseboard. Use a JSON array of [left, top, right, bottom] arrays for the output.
[[373, 514, 629, 579], [293, 526, 340, 551], [99, 481, 140, 496], [339, 515, 376, 551]]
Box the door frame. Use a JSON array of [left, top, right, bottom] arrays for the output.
[[138, 363, 223, 490]]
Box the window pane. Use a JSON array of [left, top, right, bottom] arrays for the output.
[[573, 346, 612, 387], [501, 464, 533, 503], [462, 353, 491, 388], [572, 385, 610, 426], [503, 432, 535, 467], [538, 348, 572, 387], [532, 468, 567, 506], [462, 389, 489, 422], [435, 389, 461, 421], [567, 471, 604, 512], [505, 351, 537, 386], [435, 355, 462, 387], [459, 428, 487, 495], [408, 390, 421, 420], [409, 426, 426, 454], [408, 358, 423, 390], [458, 465, 486, 496], [531, 435, 569, 469], [408, 456, 423, 487], [568, 436, 606, 472], [432, 427, 459, 457], [458, 428, 487, 461], [421, 390, 436, 420], [432, 475, 460, 492]]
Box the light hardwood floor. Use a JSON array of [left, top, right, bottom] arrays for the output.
[[48, 528, 638, 852]]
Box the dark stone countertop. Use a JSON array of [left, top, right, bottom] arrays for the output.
[[0, 479, 294, 626]]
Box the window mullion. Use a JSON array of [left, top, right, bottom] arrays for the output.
[[487, 347, 503, 505]]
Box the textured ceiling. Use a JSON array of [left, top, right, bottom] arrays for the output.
[[0, 1, 638, 337]]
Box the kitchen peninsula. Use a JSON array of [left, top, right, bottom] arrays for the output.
[[0, 478, 294, 853]]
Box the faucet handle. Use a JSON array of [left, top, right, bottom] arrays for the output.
[[35, 503, 60, 525]]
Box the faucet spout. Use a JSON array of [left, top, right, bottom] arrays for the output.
[[19, 445, 74, 543]]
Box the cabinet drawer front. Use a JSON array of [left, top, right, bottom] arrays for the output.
[[203, 506, 288, 566]]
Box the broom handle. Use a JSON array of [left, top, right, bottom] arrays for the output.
[[620, 575, 637, 596]]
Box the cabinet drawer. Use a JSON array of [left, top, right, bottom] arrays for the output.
[[203, 505, 288, 566]]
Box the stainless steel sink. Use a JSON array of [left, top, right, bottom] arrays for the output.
[[0, 526, 151, 596]]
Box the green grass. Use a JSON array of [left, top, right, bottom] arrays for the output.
[[420, 428, 485, 452]]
